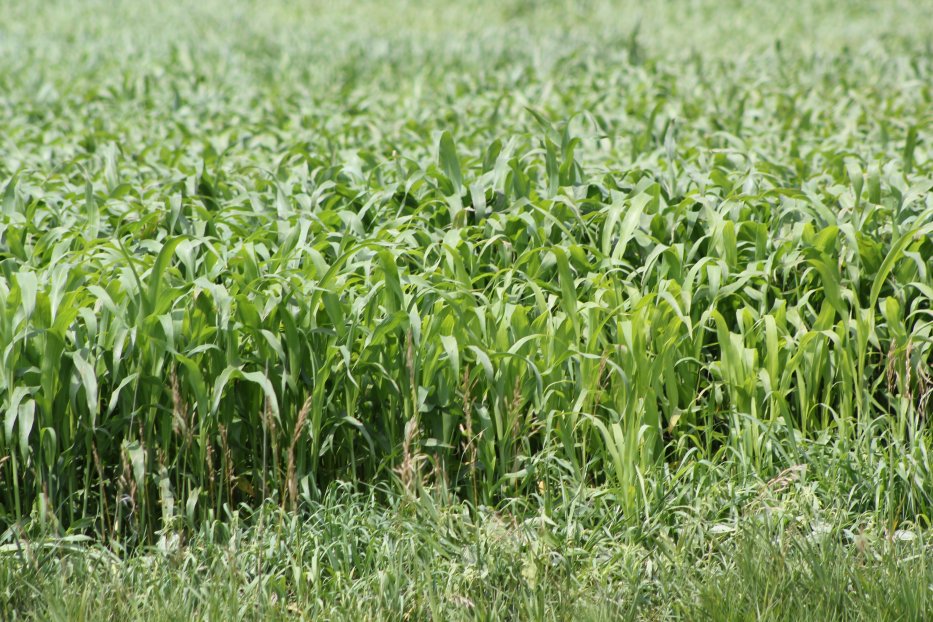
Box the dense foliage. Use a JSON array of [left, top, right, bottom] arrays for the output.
[[2, 1, 933, 618], [3, 488, 932, 620], [0, 0, 931, 557]]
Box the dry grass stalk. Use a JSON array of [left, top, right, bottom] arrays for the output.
[[458, 365, 478, 502], [397, 416, 424, 497], [169, 367, 191, 443], [219, 424, 233, 504], [205, 439, 216, 502], [285, 394, 313, 511]]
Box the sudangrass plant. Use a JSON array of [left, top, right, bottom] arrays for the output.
[[0, 0, 930, 556]]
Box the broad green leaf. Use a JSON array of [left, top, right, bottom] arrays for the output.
[[438, 131, 462, 194]]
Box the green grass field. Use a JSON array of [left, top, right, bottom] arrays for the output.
[[1, 0, 932, 618]]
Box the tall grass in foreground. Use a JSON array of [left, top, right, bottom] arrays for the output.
[[0, 0, 931, 542], [2, 485, 931, 621]]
